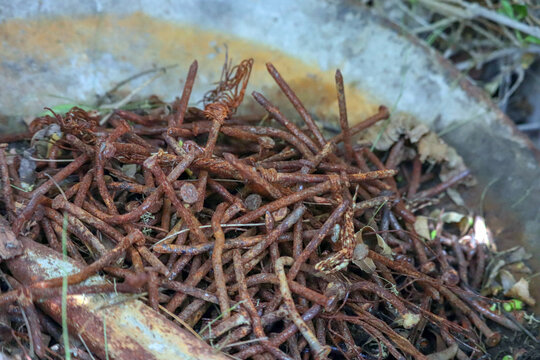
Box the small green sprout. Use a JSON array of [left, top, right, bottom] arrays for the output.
[[502, 355, 514, 360], [511, 299, 523, 310], [430, 229, 438, 240], [503, 299, 524, 312], [140, 212, 155, 236]]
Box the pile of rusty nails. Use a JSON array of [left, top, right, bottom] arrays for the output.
[[0, 59, 523, 360]]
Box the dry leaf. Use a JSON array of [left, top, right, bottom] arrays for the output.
[[353, 257, 376, 273], [506, 247, 532, 263], [485, 259, 506, 290], [417, 132, 447, 164], [506, 262, 532, 275], [499, 269, 516, 292], [358, 113, 430, 151], [440, 211, 473, 235], [358, 226, 393, 258], [353, 236, 375, 273], [352, 244, 375, 274], [446, 188, 465, 207], [414, 216, 431, 241], [441, 211, 466, 224], [353, 243, 369, 261], [505, 278, 536, 306], [474, 216, 495, 250], [121, 164, 138, 178], [458, 217, 472, 236], [352, 226, 393, 273], [352, 243, 375, 273], [357, 112, 473, 187], [400, 313, 421, 329]]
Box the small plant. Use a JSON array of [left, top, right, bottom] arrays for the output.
[[503, 299, 524, 312], [140, 211, 155, 224], [141, 212, 155, 236]]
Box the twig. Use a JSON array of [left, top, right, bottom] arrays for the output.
[[99, 70, 166, 125], [417, 0, 540, 39]]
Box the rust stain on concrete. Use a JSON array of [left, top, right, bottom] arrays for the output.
[[0, 12, 379, 123]]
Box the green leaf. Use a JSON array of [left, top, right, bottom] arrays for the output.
[[515, 30, 524, 43], [38, 104, 94, 116], [525, 35, 540, 44], [430, 229, 438, 240], [498, 2, 528, 21], [499, 0, 514, 18], [426, 27, 444, 45], [512, 4, 528, 20], [502, 355, 514, 360]]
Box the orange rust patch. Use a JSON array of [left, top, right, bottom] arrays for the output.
[[0, 12, 378, 124]]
